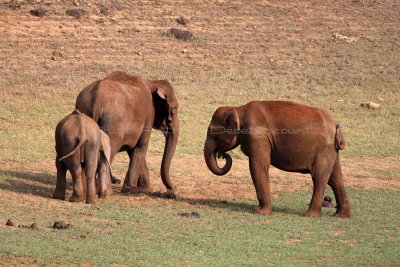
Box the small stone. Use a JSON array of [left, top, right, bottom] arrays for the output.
[[176, 16, 189, 25], [110, 17, 118, 23], [182, 49, 188, 53], [29, 223, 38, 229], [111, 176, 121, 184], [65, 9, 86, 19], [178, 211, 201, 218], [73, 0, 79, 6], [6, 219, 14, 226], [53, 221, 71, 229], [324, 196, 332, 202], [322, 201, 334, 208], [167, 28, 193, 41], [51, 55, 56, 61], [30, 9, 46, 17], [360, 102, 381, 110]]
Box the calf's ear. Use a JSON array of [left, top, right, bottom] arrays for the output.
[[100, 131, 111, 165]]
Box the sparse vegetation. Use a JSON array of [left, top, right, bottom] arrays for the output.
[[0, 0, 399, 265]]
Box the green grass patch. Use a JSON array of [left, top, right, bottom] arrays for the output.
[[0, 188, 399, 266]]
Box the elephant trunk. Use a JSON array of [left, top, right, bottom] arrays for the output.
[[204, 137, 232, 176], [160, 114, 179, 194]]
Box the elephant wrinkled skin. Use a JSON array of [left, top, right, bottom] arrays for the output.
[[204, 101, 350, 218], [75, 71, 179, 194], [53, 110, 112, 204]]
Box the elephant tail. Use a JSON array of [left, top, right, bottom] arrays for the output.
[[59, 110, 87, 161], [335, 124, 346, 150]]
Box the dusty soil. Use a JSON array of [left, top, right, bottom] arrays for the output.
[[1, 154, 399, 206], [0, 0, 399, 89]]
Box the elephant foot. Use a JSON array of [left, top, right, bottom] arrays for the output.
[[305, 209, 322, 218], [138, 185, 153, 194], [167, 187, 177, 195], [86, 198, 97, 204], [98, 188, 112, 198], [334, 209, 351, 218], [52, 191, 65, 200], [255, 206, 272, 216], [69, 195, 85, 203], [121, 185, 140, 195]]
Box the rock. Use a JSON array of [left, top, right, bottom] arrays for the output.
[[324, 196, 332, 202], [360, 102, 380, 110], [99, 5, 112, 16], [51, 55, 56, 61], [322, 200, 334, 208], [29, 223, 38, 229], [53, 221, 71, 229], [178, 211, 201, 218], [6, 219, 14, 226], [182, 49, 188, 53], [167, 28, 193, 41], [111, 175, 121, 184], [110, 17, 118, 23], [149, 191, 176, 199], [176, 16, 189, 25], [30, 9, 46, 17], [65, 9, 86, 19]]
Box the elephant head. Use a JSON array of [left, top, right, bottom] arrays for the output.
[[204, 107, 240, 176], [148, 80, 180, 193]]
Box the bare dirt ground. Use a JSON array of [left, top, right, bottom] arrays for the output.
[[1, 154, 399, 207], [1, 0, 399, 88]]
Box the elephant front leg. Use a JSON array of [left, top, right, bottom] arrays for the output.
[[53, 159, 67, 200], [121, 146, 149, 194], [249, 157, 272, 216]]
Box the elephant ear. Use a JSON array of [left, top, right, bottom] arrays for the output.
[[153, 80, 179, 113], [100, 130, 111, 166], [224, 108, 240, 134]]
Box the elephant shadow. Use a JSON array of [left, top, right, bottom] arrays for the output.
[[176, 197, 304, 217], [0, 169, 56, 198]]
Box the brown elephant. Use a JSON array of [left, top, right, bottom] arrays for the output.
[[75, 71, 179, 195], [204, 101, 351, 218], [53, 109, 112, 204]]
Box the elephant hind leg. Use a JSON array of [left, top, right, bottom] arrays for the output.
[[53, 158, 67, 200], [69, 163, 85, 203], [328, 156, 351, 218], [84, 155, 99, 204], [306, 155, 335, 217]]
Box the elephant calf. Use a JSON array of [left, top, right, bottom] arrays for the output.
[[204, 101, 351, 218], [53, 110, 112, 204]]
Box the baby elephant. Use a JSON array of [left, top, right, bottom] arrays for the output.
[[53, 110, 112, 204], [204, 101, 351, 218]]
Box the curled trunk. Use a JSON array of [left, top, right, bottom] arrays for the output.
[[204, 138, 232, 176]]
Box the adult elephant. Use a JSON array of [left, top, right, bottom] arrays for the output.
[[75, 71, 179, 194], [204, 101, 350, 218]]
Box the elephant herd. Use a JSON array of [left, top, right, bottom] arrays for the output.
[[53, 71, 351, 218]]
